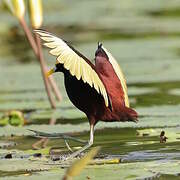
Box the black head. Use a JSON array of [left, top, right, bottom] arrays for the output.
[[95, 42, 108, 59], [55, 62, 65, 72], [98, 42, 102, 49]]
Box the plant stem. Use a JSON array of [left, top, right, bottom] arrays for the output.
[[19, 17, 62, 103], [19, 16, 61, 148], [19, 17, 38, 55], [48, 76, 62, 101], [35, 34, 56, 108]]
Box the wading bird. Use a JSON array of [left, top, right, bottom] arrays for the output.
[[35, 30, 138, 159]]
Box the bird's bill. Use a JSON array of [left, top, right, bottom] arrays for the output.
[[46, 67, 56, 77]]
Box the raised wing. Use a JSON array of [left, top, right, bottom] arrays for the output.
[[101, 46, 129, 107], [34, 30, 110, 108]]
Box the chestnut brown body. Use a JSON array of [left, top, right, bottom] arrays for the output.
[[56, 63, 137, 126]]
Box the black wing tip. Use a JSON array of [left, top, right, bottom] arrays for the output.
[[64, 39, 72, 46], [95, 42, 109, 60], [95, 42, 103, 56], [98, 42, 103, 49], [33, 28, 46, 34]]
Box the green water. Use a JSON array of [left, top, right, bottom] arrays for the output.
[[1, 0, 180, 179]]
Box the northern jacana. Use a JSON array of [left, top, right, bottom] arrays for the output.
[[35, 30, 138, 159]]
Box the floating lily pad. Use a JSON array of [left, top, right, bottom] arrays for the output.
[[1, 160, 180, 180], [1, 114, 180, 137], [128, 87, 159, 96], [0, 159, 51, 173], [168, 89, 180, 96], [137, 104, 180, 116], [0, 141, 17, 149]]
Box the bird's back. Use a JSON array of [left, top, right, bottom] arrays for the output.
[[95, 46, 138, 122], [95, 53, 125, 108]]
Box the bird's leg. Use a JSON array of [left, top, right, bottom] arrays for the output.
[[65, 124, 94, 160]]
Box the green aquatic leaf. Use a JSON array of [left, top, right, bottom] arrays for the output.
[[168, 88, 180, 96], [128, 87, 159, 96], [0, 159, 51, 173], [137, 104, 180, 116], [1, 114, 180, 137], [0, 117, 9, 126], [1, 160, 180, 180], [0, 141, 17, 148], [24, 147, 51, 155]]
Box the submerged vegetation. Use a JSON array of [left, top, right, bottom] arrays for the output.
[[0, 0, 180, 179]]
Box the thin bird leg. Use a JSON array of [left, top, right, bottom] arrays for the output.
[[64, 139, 73, 152], [65, 124, 94, 160]]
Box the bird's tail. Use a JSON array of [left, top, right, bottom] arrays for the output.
[[117, 106, 138, 123], [124, 107, 138, 123]]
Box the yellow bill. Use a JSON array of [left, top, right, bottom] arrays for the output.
[[46, 68, 55, 77]]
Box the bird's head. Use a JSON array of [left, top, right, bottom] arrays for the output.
[[95, 42, 108, 61], [46, 61, 62, 77], [98, 42, 102, 49]]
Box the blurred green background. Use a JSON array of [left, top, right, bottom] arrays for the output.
[[1, 1, 180, 179], [0, 0, 180, 123]]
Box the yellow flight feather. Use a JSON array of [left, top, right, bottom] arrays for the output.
[[35, 30, 109, 107]]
